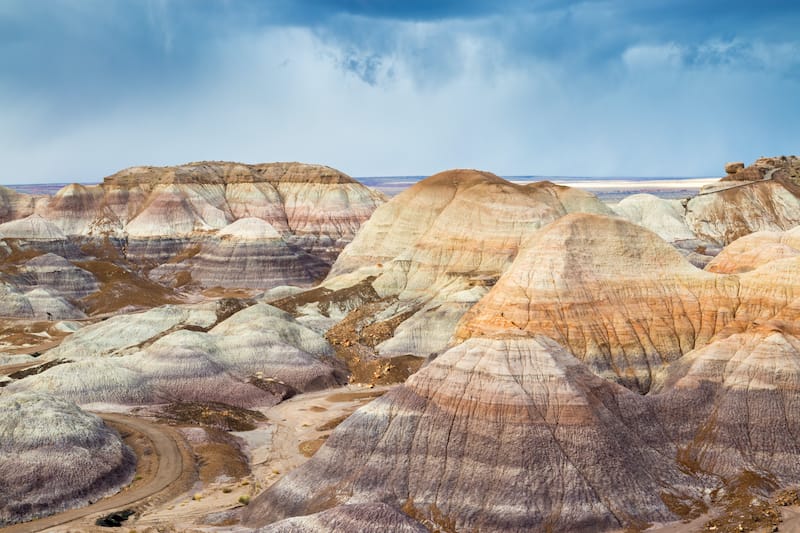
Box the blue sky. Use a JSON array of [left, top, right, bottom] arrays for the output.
[[1, 0, 799, 184]]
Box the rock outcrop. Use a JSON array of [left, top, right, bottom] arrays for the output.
[[721, 155, 800, 183], [724, 161, 745, 175], [0, 392, 135, 526], [686, 157, 800, 245]]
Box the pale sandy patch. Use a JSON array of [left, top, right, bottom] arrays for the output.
[[545, 177, 720, 190], [113, 384, 394, 531]]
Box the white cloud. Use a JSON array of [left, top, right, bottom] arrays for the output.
[[622, 43, 683, 70], [1, 22, 799, 184]]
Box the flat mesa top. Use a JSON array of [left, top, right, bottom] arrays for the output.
[[101, 162, 356, 187]]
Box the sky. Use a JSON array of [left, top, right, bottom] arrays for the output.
[[1, 1, 799, 184]]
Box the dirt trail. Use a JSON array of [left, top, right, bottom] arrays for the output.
[[0, 413, 193, 533], [137, 384, 395, 529], [2, 338, 64, 356], [0, 385, 394, 532], [0, 361, 40, 376]]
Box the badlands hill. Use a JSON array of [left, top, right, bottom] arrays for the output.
[[278, 160, 800, 372], [244, 157, 800, 532], [4, 300, 343, 407], [653, 324, 800, 475], [328, 169, 613, 286], [245, 336, 702, 532], [0, 393, 135, 526], [6, 157, 800, 531], [43, 162, 382, 254], [0, 186, 45, 223], [706, 226, 800, 273], [457, 213, 733, 392], [458, 213, 800, 393], [0, 162, 384, 316], [273, 170, 615, 371], [247, 322, 800, 531], [247, 245, 800, 532]]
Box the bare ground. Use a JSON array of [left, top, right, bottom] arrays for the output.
[[0, 318, 76, 355], [0, 413, 195, 533], [7, 381, 799, 532], [126, 384, 393, 531]]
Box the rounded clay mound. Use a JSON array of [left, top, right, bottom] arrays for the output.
[[0, 392, 135, 526]]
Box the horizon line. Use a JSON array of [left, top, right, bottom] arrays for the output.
[[2, 174, 721, 188]]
